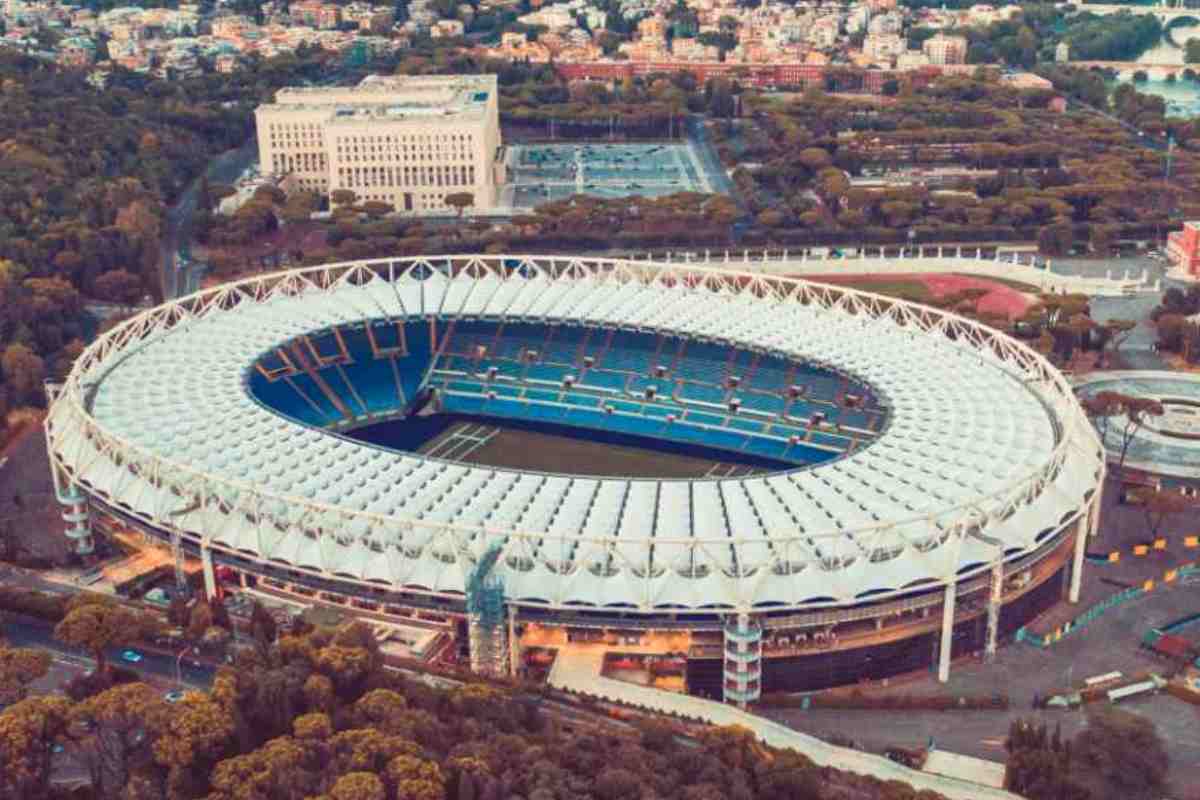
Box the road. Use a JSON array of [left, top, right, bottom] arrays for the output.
[[160, 140, 258, 300], [2, 618, 215, 689]]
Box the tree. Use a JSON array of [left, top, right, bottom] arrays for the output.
[[1, 343, 45, 406], [0, 641, 50, 704], [444, 192, 475, 218], [1081, 390, 1123, 441], [188, 600, 214, 640], [1128, 487, 1196, 540], [209, 735, 315, 800], [93, 269, 144, 309], [387, 754, 445, 800], [1037, 223, 1074, 257], [1114, 395, 1164, 471], [1095, 319, 1137, 368], [151, 691, 236, 784], [0, 695, 71, 798], [54, 596, 149, 677], [1188, 37, 1200, 64], [1074, 707, 1168, 800], [331, 772, 387, 800], [69, 683, 171, 798], [250, 600, 278, 656], [331, 189, 358, 207], [281, 191, 319, 224]]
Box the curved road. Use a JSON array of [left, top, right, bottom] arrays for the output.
[[160, 141, 258, 300]]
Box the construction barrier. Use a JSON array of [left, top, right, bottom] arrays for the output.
[[1017, 563, 1200, 649], [1086, 536, 1199, 565]]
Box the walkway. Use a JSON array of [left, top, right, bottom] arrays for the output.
[[547, 644, 1022, 800]]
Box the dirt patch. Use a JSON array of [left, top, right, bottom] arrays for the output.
[[0, 413, 74, 565]]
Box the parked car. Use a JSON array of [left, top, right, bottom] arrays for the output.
[[120, 649, 143, 664], [164, 690, 185, 704]]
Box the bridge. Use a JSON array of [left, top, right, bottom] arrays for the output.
[[1074, 2, 1200, 21], [1072, 60, 1194, 77]]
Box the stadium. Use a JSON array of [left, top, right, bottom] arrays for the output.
[[45, 255, 1105, 703]]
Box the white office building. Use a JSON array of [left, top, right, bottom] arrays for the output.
[[254, 74, 505, 214]]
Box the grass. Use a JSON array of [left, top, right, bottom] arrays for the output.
[[953, 273, 1041, 293], [805, 276, 935, 303]]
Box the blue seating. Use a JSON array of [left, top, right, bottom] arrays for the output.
[[249, 318, 872, 465]]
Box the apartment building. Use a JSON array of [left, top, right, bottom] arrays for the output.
[[863, 32, 904, 63], [254, 74, 505, 215], [922, 33, 967, 65]]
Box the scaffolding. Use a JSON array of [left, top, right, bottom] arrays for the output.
[[466, 544, 508, 677]]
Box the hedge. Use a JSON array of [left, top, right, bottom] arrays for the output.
[[758, 691, 1009, 711]]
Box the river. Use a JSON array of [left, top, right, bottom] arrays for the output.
[[1107, 24, 1200, 117]]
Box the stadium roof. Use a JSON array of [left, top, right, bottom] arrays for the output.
[[48, 256, 1103, 614]]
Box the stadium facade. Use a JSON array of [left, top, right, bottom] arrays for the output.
[[45, 256, 1105, 704]]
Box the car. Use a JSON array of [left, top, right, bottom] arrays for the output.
[[120, 649, 143, 664], [163, 690, 185, 704]]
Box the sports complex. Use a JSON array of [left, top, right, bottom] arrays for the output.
[[44, 255, 1105, 703], [500, 142, 716, 207]]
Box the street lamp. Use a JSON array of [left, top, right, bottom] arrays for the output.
[[175, 644, 190, 688]]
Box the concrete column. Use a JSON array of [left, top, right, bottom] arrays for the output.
[[938, 581, 956, 683], [1089, 472, 1106, 537], [508, 607, 519, 677], [1069, 512, 1089, 603], [985, 559, 1003, 661], [201, 544, 217, 600]]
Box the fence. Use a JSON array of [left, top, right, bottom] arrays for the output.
[[1017, 562, 1200, 648], [1086, 535, 1200, 563], [634, 249, 1154, 297]]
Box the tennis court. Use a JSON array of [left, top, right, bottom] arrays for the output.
[[502, 142, 717, 209]]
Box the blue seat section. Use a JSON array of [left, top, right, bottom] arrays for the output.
[[580, 370, 625, 392], [336, 328, 403, 414], [751, 356, 792, 391], [247, 370, 330, 427], [249, 319, 876, 462], [541, 326, 587, 365], [679, 382, 726, 405], [319, 365, 366, 416]]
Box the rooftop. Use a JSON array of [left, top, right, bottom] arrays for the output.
[[260, 73, 497, 123]]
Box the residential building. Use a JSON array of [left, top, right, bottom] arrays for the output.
[[430, 19, 465, 37], [863, 32, 904, 63], [254, 74, 505, 215], [922, 33, 967, 65], [1000, 71, 1053, 90], [290, 0, 341, 30], [867, 11, 902, 35], [1168, 221, 1200, 279], [1055, 41, 1069, 63]]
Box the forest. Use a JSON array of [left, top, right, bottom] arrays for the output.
[[0, 46, 336, 438], [1, 592, 949, 800]]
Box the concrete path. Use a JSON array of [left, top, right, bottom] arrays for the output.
[[547, 645, 1022, 800]]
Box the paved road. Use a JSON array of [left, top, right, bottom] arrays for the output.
[[2, 618, 215, 689], [161, 141, 258, 300]]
